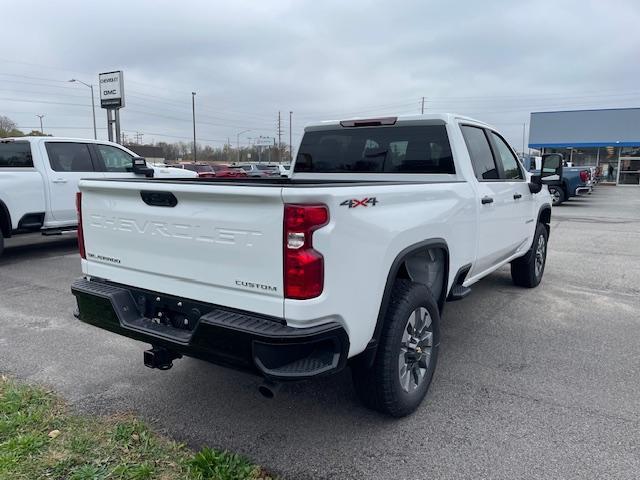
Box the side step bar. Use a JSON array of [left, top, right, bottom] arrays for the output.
[[447, 284, 472, 301], [447, 264, 472, 301], [42, 228, 77, 236]]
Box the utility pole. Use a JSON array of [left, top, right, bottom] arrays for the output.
[[421, 97, 425, 114], [277, 111, 283, 162], [522, 123, 526, 159], [135, 132, 144, 144], [191, 92, 197, 161], [289, 111, 293, 163], [36, 114, 45, 134]]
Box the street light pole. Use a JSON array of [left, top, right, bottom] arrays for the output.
[[36, 114, 45, 134], [236, 129, 252, 163], [69, 79, 97, 139], [191, 92, 197, 162]]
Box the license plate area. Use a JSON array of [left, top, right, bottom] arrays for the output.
[[130, 290, 211, 333]]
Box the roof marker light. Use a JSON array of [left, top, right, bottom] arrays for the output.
[[340, 117, 397, 127]]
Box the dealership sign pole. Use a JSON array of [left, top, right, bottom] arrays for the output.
[[255, 136, 275, 164], [98, 71, 125, 144]]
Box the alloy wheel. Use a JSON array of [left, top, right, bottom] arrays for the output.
[[535, 234, 546, 278], [398, 307, 433, 393]]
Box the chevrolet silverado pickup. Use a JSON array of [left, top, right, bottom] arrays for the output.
[[72, 114, 561, 417], [0, 137, 195, 256]]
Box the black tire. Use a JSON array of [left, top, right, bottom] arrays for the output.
[[352, 279, 440, 417], [0, 229, 4, 258], [548, 186, 565, 206], [511, 223, 549, 288]]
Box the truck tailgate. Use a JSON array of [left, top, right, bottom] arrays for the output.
[[79, 180, 284, 318]]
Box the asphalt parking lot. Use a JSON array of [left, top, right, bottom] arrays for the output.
[[1, 186, 638, 480]]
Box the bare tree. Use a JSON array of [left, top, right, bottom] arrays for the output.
[[0, 115, 18, 133]]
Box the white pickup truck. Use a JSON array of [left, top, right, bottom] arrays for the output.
[[0, 137, 195, 256], [71, 114, 561, 417]]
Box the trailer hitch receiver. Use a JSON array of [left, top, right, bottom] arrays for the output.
[[143, 347, 182, 370]]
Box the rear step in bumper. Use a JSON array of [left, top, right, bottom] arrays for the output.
[[71, 278, 349, 380]]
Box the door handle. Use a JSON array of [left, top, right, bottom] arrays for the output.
[[51, 178, 68, 184], [513, 193, 522, 199], [481, 196, 494, 204]]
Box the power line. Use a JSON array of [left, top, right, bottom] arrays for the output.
[[0, 97, 90, 107], [0, 72, 70, 83], [0, 79, 85, 91], [0, 57, 91, 76], [16, 125, 230, 144], [0, 88, 86, 99], [0, 93, 274, 133]]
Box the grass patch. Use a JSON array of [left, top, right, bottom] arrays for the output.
[[0, 375, 272, 479]]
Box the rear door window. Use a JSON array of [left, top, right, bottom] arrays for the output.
[[0, 142, 33, 167], [295, 125, 455, 174], [45, 142, 95, 172], [460, 126, 499, 180]]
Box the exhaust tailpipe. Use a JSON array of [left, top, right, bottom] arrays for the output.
[[258, 380, 281, 399]]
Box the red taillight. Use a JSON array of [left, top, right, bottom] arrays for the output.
[[580, 170, 589, 182], [283, 204, 329, 299], [76, 192, 86, 259]]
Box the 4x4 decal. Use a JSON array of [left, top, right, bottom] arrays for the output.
[[340, 197, 378, 208]]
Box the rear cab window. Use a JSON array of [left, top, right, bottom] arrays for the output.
[[0, 141, 33, 168], [295, 124, 455, 174]]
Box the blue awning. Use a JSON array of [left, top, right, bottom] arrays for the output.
[[529, 142, 640, 148]]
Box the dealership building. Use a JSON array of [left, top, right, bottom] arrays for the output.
[[528, 107, 640, 185]]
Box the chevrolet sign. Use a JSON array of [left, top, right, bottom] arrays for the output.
[[99, 70, 125, 108]]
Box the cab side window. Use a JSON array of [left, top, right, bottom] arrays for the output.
[[96, 144, 134, 172], [461, 125, 498, 180], [0, 142, 33, 167], [46, 143, 95, 172], [490, 132, 524, 180]]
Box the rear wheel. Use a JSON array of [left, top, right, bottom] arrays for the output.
[[0, 229, 4, 257], [548, 186, 565, 206], [511, 223, 548, 288], [352, 280, 440, 417]]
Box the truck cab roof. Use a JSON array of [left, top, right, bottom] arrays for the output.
[[304, 113, 494, 130], [1, 136, 126, 147]]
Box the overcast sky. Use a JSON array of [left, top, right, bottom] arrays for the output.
[[1, 0, 639, 152]]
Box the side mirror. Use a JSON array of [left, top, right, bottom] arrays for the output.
[[529, 153, 563, 193], [132, 157, 154, 178], [540, 153, 563, 184], [528, 177, 542, 193]]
